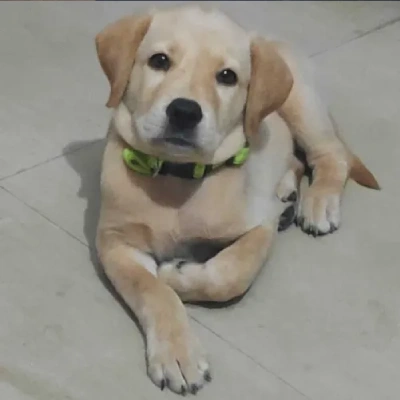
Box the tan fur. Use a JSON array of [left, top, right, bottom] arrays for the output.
[[350, 155, 380, 189], [94, 6, 379, 393], [98, 131, 247, 257], [159, 225, 273, 302], [245, 38, 294, 136], [96, 15, 152, 108], [272, 39, 379, 232]]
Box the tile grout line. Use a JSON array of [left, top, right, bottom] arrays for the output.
[[2, 16, 399, 181], [4, 15, 398, 397], [1, 181, 310, 397], [0, 185, 89, 249], [310, 15, 400, 59], [190, 314, 313, 400], [1, 179, 312, 398], [0, 140, 101, 183]]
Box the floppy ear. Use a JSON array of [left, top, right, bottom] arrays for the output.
[[244, 37, 294, 135], [95, 15, 152, 108]]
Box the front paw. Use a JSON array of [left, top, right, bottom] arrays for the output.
[[147, 312, 211, 395], [297, 185, 341, 236], [158, 260, 203, 296]]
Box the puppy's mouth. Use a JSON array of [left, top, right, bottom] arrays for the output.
[[163, 136, 195, 148], [154, 125, 198, 150]]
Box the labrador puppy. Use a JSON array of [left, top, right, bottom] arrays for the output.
[[94, 6, 378, 394]]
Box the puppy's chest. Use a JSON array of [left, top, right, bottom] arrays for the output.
[[176, 185, 245, 240], [144, 169, 247, 253]]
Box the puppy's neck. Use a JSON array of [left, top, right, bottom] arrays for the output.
[[112, 102, 247, 164]]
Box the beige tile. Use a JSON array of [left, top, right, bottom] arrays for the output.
[[2, 3, 400, 400], [4, 17, 400, 400], [0, 188, 306, 399], [1, 2, 399, 178], [189, 22, 400, 400], [2, 140, 104, 246]]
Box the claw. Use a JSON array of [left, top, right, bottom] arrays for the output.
[[190, 384, 199, 395], [296, 216, 304, 228], [160, 379, 166, 391], [176, 260, 187, 269], [287, 191, 297, 202], [181, 385, 187, 396], [204, 371, 212, 382]]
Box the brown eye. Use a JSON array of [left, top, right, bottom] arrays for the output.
[[147, 53, 171, 71], [216, 68, 238, 86]]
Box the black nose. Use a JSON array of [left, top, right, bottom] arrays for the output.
[[166, 98, 203, 130]]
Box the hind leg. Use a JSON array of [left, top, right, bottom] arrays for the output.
[[276, 155, 305, 232]]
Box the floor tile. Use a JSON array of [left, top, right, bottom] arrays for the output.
[[3, 16, 400, 400], [1, 2, 399, 178], [0, 187, 306, 399], [187, 22, 400, 400], [2, 3, 400, 400]]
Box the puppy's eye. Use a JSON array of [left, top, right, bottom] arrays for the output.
[[216, 68, 238, 86], [148, 53, 171, 71]]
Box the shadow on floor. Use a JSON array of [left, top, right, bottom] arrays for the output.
[[62, 139, 249, 312], [63, 139, 144, 335]]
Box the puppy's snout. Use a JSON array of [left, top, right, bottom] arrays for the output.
[[166, 98, 203, 130]]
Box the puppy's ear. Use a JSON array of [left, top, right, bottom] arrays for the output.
[[244, 38, 293, 135], [95, 15, 152, 108]]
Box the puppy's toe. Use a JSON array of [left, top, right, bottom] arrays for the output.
[[276, 170, 298, 203], [297, 188, 341, 236], [158, 260, 203, 294], [147, 327, 210, 395], [278, 204, 297, 232]]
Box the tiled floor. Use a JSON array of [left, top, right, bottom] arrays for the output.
[[1, 2, 400, 399]]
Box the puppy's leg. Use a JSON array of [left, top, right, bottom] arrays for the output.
[[276, 155, 304, 203], [97, 233, 210, 394], [158, 225, 274, 303], [274, 42, 350, 235], [276, 156, 305, 231]]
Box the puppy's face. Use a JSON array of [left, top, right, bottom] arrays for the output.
[[96, 7, 293, 161], [125, 8, 251, 159]]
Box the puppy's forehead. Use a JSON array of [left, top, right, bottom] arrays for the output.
[[145, 7, 250, 62]]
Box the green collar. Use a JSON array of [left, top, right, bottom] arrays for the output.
[[122, 144, 249, 180]]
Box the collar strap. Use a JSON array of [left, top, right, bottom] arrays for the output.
[[122, 145, 249, 180]]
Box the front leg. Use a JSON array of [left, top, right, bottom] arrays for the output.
[[158, 225, 274, 303], [96, 232, 210, 395]]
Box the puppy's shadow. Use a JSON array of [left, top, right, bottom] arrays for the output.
[[63, 139, 103, 263], [63, 139, 245, 315], [63, 139, 142, 330]]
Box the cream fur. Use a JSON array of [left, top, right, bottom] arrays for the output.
[[94, 5, 378, 395]]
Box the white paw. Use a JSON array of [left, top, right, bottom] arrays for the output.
[[158, 260, 204, 297], [276, 169, 298, 203], [297, 187, 341, 236], [147, 320, 211, 395]]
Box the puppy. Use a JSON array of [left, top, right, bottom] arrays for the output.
[[94, 6, 378, 394]]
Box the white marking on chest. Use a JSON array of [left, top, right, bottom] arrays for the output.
[[128, 249, 158, 277], [244, 114, 293, 230]]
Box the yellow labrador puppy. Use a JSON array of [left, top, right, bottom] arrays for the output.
[[95, 6, 378, 394]]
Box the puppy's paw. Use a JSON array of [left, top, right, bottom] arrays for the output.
[[158, 260, 203, 297], [276, 169, 298, 203], [147, 317, 210, 395], [297, 185, 341, 236], [278, 203, 297, 232]]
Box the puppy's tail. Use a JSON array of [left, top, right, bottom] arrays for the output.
[[349, 152, 380, 190], [329, 112, 380, 190]]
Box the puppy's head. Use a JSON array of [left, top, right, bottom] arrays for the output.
[[96, 7, 293, 161]]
